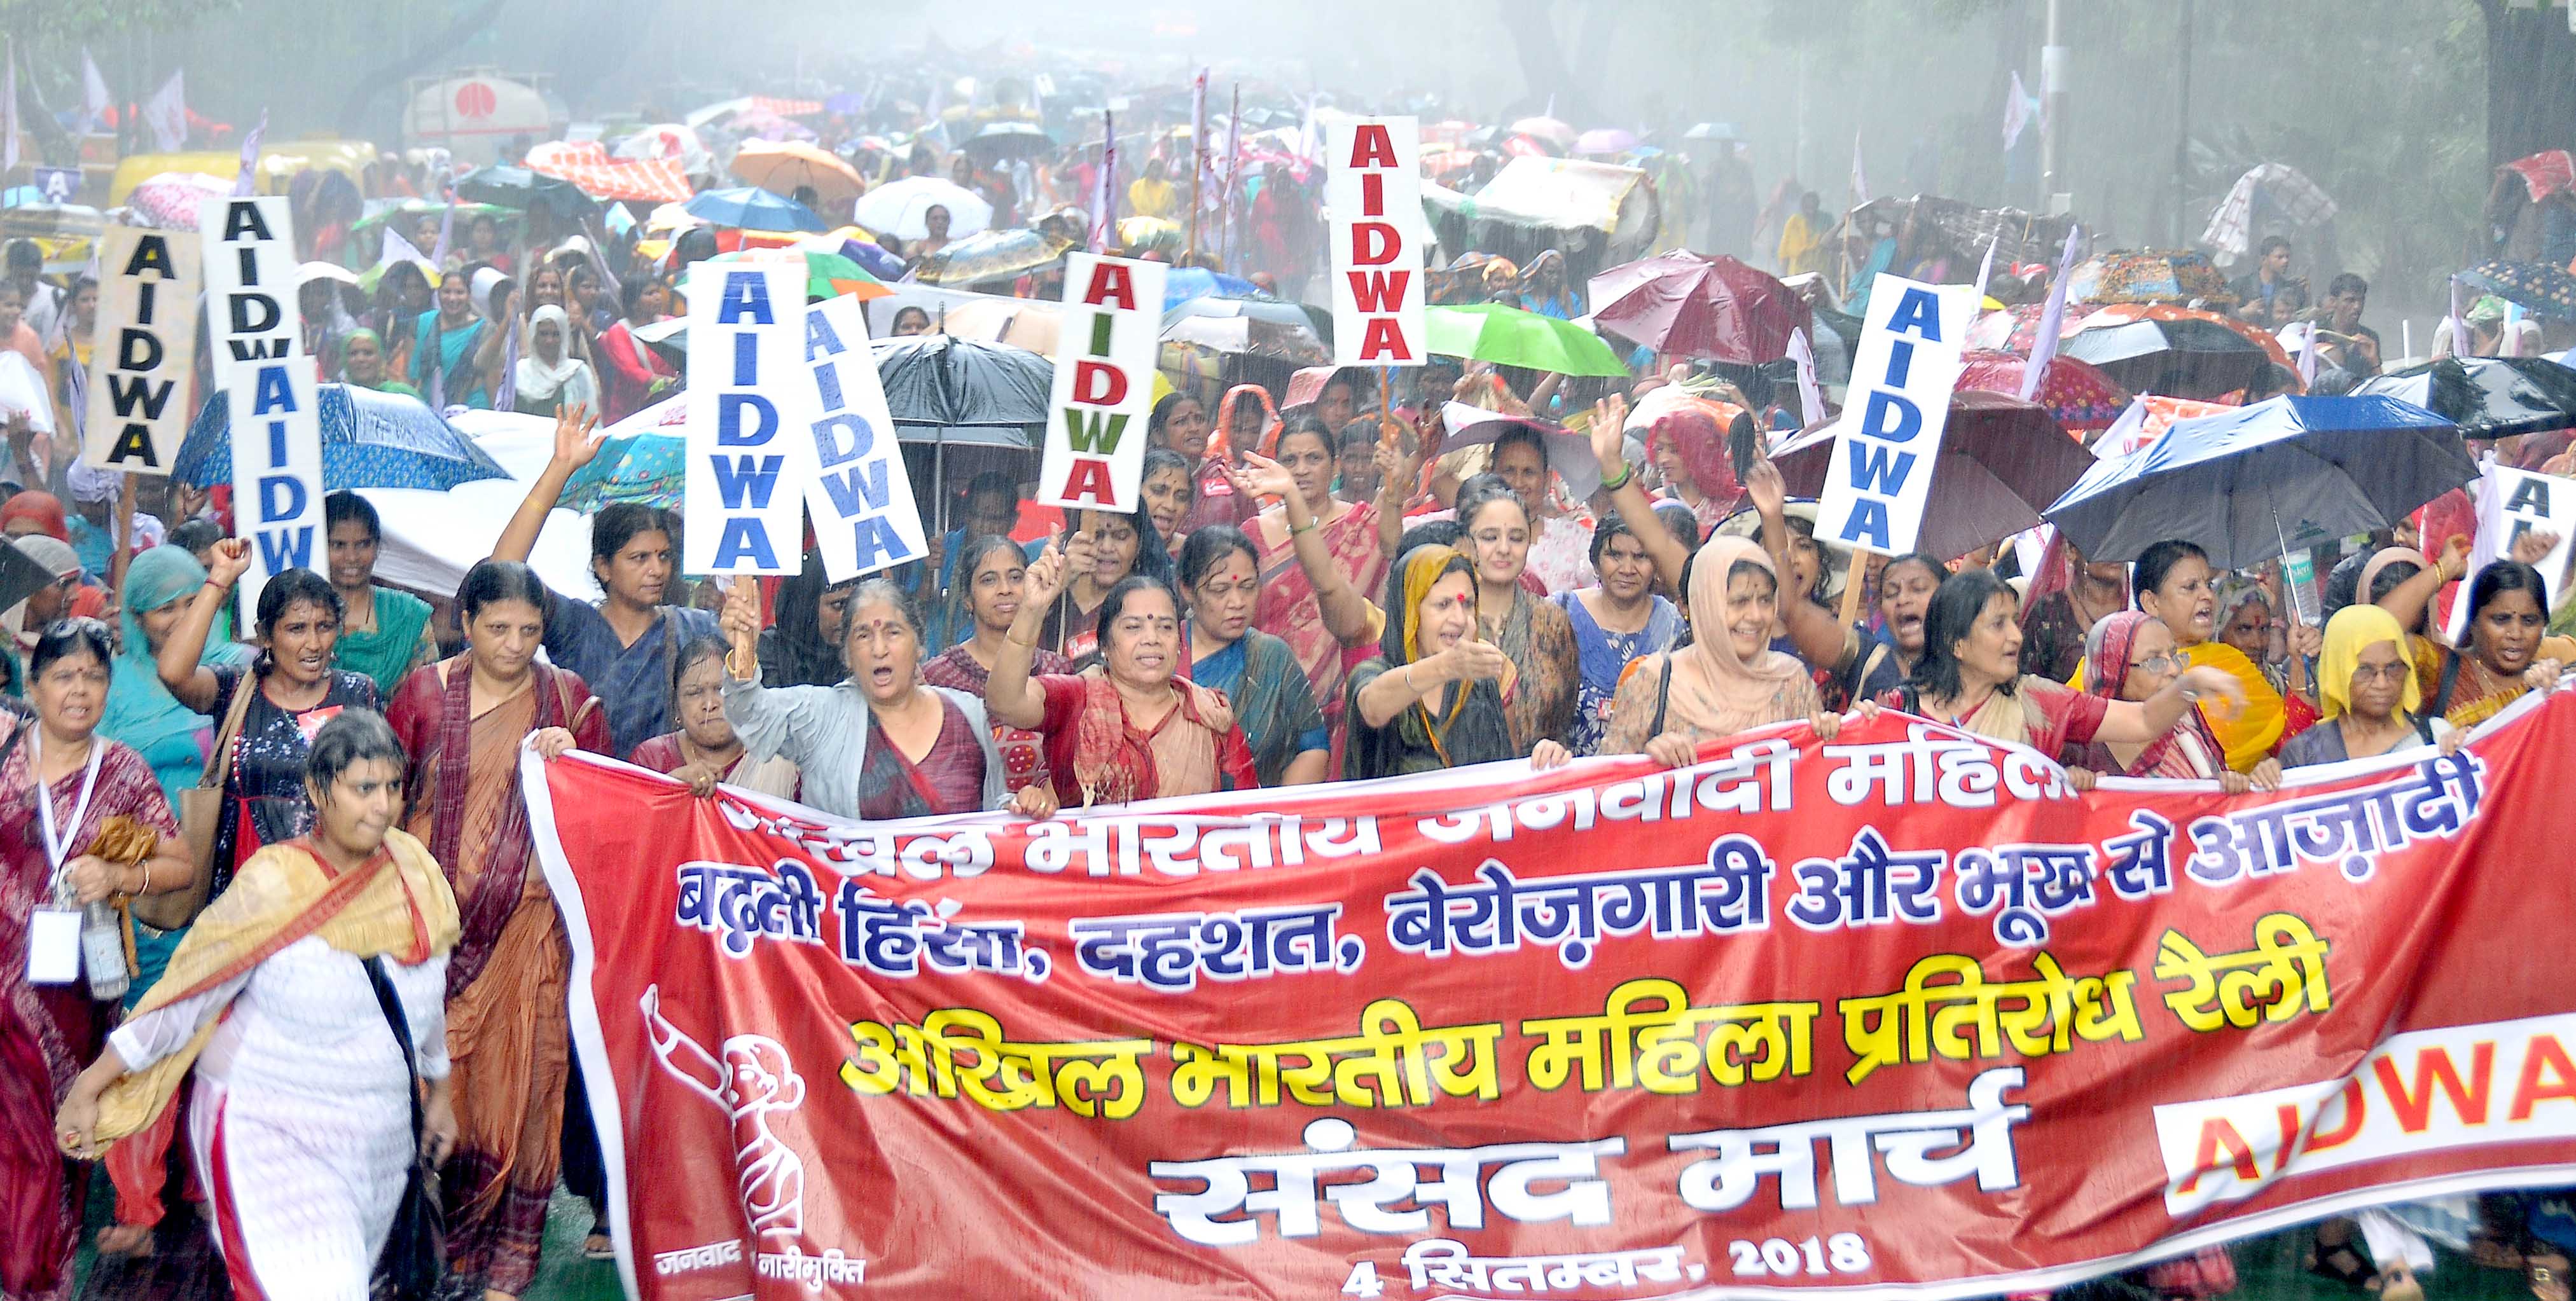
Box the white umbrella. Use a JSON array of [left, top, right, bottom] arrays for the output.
[[298, 261, 361, 288], [852, 177, 993, 242]]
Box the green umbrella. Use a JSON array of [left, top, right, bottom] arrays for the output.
[[702, 247, 890, 303], [1424, 303, 1630, 378], [350, 200, 512, 233]]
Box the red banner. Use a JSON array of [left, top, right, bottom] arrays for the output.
[[527, 693, 2576, 1300]]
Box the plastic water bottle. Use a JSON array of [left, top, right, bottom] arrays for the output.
[[80, 900, 128, 1003]]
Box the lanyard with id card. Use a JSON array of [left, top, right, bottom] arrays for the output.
[[24, 729, 106, 987]]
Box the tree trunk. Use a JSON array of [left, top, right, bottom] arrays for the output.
[[2483, 0, 2576, 170], [333, 0, 513, 143]]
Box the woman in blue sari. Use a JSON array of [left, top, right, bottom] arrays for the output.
[[1177, 526, 1329, 785], [410, 269, 492, 408], [102, 544, 253, 806]]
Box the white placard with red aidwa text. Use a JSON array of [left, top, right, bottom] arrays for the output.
[[1039, 253, 1166, 513], [1327, 115, 1427, 368]]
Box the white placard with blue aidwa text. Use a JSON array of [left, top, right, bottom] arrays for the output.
[[85, 226, 200, 476], [202, 197, 322, 615], [1039, 253, 1167, 513], [800, 294, 925, 581], [684, 264, 812, 575], [1813, 275, 1977, 554], [2446, 460, 2576, 643]]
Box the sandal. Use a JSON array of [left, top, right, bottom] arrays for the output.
[[2379, 1263, 2425, 1301], [584, 1232, 615, 1262], [2531, 1251, 2572, 1301]]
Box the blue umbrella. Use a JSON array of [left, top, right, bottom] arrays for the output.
[[173, 384, 511, 490], [684, 186, 829, 233], [2042, 394, 2476, 570], [1161, 266, 1266, 311]]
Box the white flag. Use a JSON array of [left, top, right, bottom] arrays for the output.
[[143, 71, 187, 152], [2002, 71, 2035, 151], [1785, 327, 1829, 429], [1848, 132, 1869, 209], [1088, 109, 1116, 253], [2019, 224, 2085, 403], [232, 109, 267, 197], [1971, 235, 1999, 303], [1, 41, 18, 179], [379, 225, 435, 277], [80, 50, 111, 133]]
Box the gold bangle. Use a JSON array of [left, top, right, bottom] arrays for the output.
[[724, 648, 756, 679]]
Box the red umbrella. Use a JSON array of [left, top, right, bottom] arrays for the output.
[[1587, 251, 1813, 365], [1956, 350, 2132, 434], [1770, 389, 2096, 560]]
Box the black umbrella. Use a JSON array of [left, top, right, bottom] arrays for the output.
[[875, 333, 1052, 449], [960, 122, 1056, 162], [454, 166, 596, 223], [0, 538, 58, 617], [2354, 357, 2576, 441]]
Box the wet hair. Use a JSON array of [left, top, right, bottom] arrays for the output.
[[169, 519, 225, 556], [2366, 558, 2423, 604], [1880, 551, 1947, 598], [591, 502, 677, 570], [1338, 418, 1382, 453], [323, 490, 381, 542], [27, 619, 114, 680], [1140, 446, 1194, 494], [962, 469, 1018, 511], [1177, 525, 1258, 590], [958, 533, 1029, 582], [1588, 512, 1645, 568], [770, 549, 857, 663], [2133, 539, 2209, 605], [1453, 473, 1528, 533], [457, 558, 551, 626], [669, 631, 730, 720], [843, 576, 924, 644], [1492, 425, 1550, 471], [1907, 568, 2018, 703], [891, 305, 932, 331], [2327, 272, 2368, 299], [2258, 235, 2291, 258], [1095, 574, 1181, 648], [621, 275, 667, 318], [3, 239, 38, 270], [303, 709, 406, 794], [2465, 560, 2548, 635], [1276, 414, 1336, 462], [256, 568, 345, 639], [1396, 520, 1463, 554], [1651, 500, 1703, 550], [1149, 390, 1201, 436]]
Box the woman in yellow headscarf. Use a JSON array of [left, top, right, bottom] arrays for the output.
[[2078, 540, 2283, 771], [1128, 157, 1179, 222], [55, 711, 460, 1300], [2278, 604, 2455, 767]]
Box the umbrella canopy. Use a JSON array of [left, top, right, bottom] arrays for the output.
[[2043, 395, 2479, 569], [1118, 215, 1182, 255], [1161, 301, 1329, 364], [1160, 266, 1266, 310], [174, 385, 511, 491], [2354, 357, 2576, 441], [2456, 259, 2576, 322], [1507, 116, 1577, 149], [704, 247, 890, 303], [350, 200, 511, 233], [1441, 403, 1607, 499], [852, 177, 993, 242], [684, 186, 829, 234], [525, 141, 693, 203], [1575, 128, 1638, 156], [874, 333, 1053, 448], [124, 172, 233, 231], [1956, 350, 2132, 434], [1586, 251, 1811, 364], [909, 229, 1072, 286], [961, 122, 1056, 162], [559, 396, 687, 511], [1423, 303, 1630, 378], [453, 166, 596, 222], [1773, 389, 2097, 561], [730, 139, 867, 207], [2062, 250, 2236, 306]]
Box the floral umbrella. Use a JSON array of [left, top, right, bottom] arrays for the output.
[[2062, 250, 2237, 307], [1956, 350, 2131, 434], [2457, 259, 2576, 322]]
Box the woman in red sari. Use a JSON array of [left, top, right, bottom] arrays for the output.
[[2061, 610, 2282, 793], [1245, 417, 1387, 742], [988, 546, 1257, 806], [2, 623, 190, 1298], [385, 560, 607, 1301]]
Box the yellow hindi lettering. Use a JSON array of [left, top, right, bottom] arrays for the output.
[[2153, 912, 2333, 1033]]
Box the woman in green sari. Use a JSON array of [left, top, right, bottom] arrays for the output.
[[322, 491, 436, 696]]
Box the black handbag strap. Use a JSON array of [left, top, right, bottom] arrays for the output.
[[2432, 647, 2465, 720], [1648, 653, 1673, 739], [363, 956, 426, 1146]]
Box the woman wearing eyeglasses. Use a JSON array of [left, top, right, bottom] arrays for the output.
[[2276, 604, 2463, 769], [2061, 610, 2282, 792]]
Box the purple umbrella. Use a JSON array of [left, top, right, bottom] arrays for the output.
[[1575, 128, 1639, 156]]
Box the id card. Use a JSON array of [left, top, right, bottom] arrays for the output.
[[26, 908, 80, 984]]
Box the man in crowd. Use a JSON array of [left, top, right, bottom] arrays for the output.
[[2313, 272, 2382, 379], [2231, 235, 2308, 329]]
